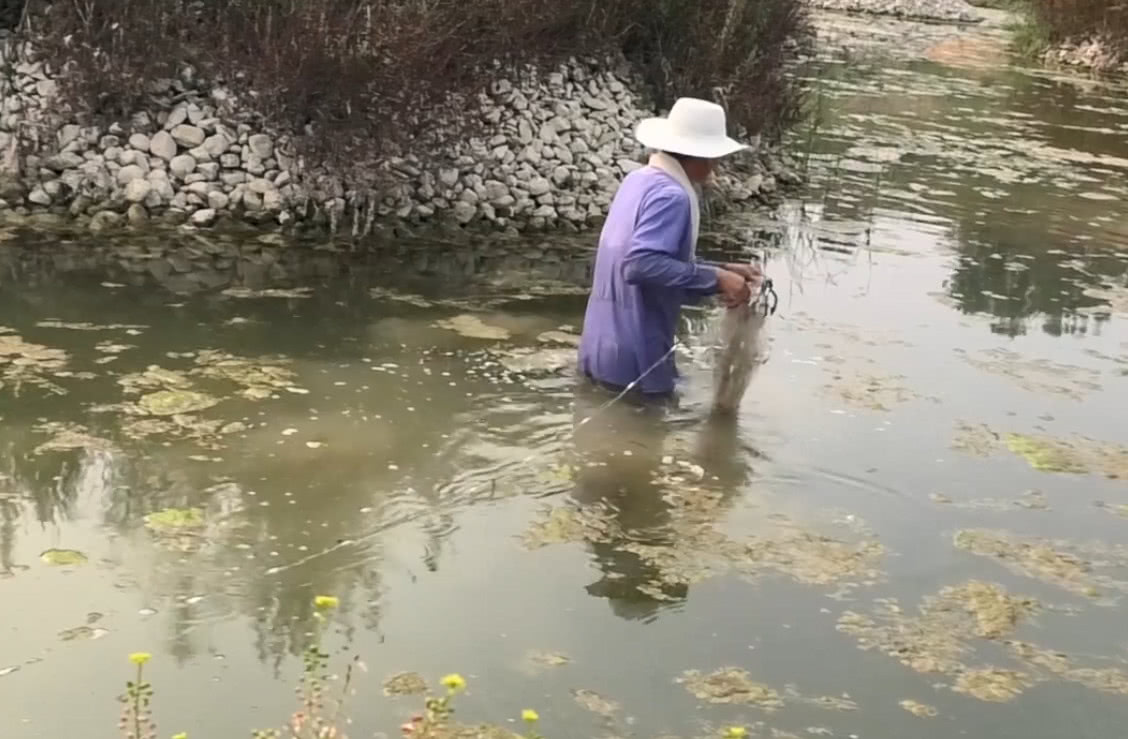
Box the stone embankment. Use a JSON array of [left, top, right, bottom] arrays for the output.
[[0, 35, 797, 236], [808, 0, 982, 24], [1041, 39, 1127, 74]]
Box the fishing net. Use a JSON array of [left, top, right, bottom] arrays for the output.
[[711, 277, 776, 415]]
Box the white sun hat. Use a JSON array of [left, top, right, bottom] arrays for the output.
[[635, 97, 747, 160]]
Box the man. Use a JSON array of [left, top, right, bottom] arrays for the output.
[[577, 97, 762, 401]]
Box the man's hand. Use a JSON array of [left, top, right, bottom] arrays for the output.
[[722, 262, 764, 292], [716, 268, 752, 308]]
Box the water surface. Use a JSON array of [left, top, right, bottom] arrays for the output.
[[3, 25, 1128, 739]]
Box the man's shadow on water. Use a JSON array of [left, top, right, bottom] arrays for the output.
[[569, 387, 755, 622]]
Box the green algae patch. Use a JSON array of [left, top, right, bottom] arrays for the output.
[[0, 332, 69, 395], [837, 581, 1039, 698], [139, 389, 221, 416], [679, 668, 784, 710], [956, 348, 1102, 401], [1004, 433, 1090, 474], [58, 625, 109, 641], [523, 649, 571, 674], [494, 347, 574, 374], [40, 548, 88, 566], [899, 699, 937, 717], [930, 490, 1048, 512], [1007, 640, 1128, 696], [192, 350, 302, 398], [571, 688, 620, 717], [1095, 501, 1128, 520], [951, 422, 1128, 480], [119, 365, 194, 394], [953, 668, 1032, 702], [951, 421, 1000, 456], [930, 581, 1039, 639], [952, 529, 1123, 598], [144, 507, 205, 533], [382, 671, 428, 696], [32, 422, 115, 455], [745, 529, 886, 587], [823, 369, 919, 411], [434, 314, 511, 340], [520, 504, 621, 550], [536, 329, 581, 347], [221, 287, 313, 299], [837, 600, 967, 675]]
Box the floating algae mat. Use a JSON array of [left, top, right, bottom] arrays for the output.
[[191, 350, 302, 398], [143, 507, 205, 533], [571, 688, 621, 718], [822, 368, 919, 411], [521, 498, 885, 597], [951, 422, 1128, 479], [1006, 640, 1128, 696], [40, 548, 89, 566], [930, 490, 1049, 512], [522, 649, 571, 674], [0, 330, 70, 395], [32, 421, 115, 455], [836, 581, 1041, 702], [955, 348, 1102, 401], [434, 314, 511, 340], [899, 699, 938, 718], [680, 668, 785, 710], [952, 529, 1128, 598], [678, 668, 858, 713], [520, 503, 621, 550], [382, 671, 428, 696], [142, 507, 209, 552], [953, 668, 1033, 703], [138, 389, 221, 416]]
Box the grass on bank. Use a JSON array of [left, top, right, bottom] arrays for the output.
[[15, 0, 811, 186]]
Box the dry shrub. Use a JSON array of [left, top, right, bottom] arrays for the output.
[[24, 0, 810, 180], [1025, 0, 1128, 47]]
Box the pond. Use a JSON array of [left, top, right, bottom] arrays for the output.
[[3, 20, 1128, 739]]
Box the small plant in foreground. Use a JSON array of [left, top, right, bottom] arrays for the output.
[[118, 652, 158, 739], [119, 593, 553, 739], [402, 673, 467, 737], [520, 709, 543, 739]]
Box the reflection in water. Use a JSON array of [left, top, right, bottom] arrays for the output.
[[569, 385, 757, 622], [571, 386, 682, 622]]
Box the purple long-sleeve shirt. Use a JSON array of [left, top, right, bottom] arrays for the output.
[[577, 166, 720, 395]]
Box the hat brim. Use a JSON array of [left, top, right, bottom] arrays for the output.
[[635, 118, 748, 159]]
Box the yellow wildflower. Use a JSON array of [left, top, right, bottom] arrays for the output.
[[172, 734, 188, 739], [440, 673, 466, 693], [314, 595, 340, 609], [129, 652, 152, 666], [723, 728, 747, 739], [521, 709, 540, 723]]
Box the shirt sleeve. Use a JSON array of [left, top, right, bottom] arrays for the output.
[[622, 188, 719, 293]]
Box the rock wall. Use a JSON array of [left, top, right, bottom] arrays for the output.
[[0, 35, 796, 237], [808, 0, 981, 24], [1041, 38, 1127, 74]]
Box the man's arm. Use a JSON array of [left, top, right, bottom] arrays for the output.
[[622, 189, 718, 293]]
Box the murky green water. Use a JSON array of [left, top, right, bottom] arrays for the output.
[[4, 31, 1128, 739]]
